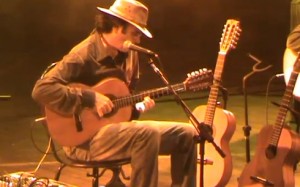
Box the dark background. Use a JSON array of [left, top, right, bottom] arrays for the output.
[[0, 0, 292, 118]]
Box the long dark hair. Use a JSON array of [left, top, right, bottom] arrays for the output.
[[95, 13, 129, 34]]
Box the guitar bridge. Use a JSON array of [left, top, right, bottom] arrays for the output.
[[250, 175, 274, 186]]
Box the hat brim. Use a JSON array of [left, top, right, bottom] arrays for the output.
[[97, 7, 152, 38]]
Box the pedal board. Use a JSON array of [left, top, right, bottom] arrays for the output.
[[0, 172, 78, 187]]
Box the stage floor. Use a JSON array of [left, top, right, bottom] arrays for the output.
[[1, 94, 300, 186]]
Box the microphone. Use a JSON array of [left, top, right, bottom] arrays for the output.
[[123, 40, 157, 56]]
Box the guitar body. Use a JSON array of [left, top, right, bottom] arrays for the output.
[[44, 70, 213, 146], [45, 78, 132, 146], [238, 125, 300, 187], [193, 105, 236, 187]]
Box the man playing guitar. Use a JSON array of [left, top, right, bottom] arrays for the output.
[[31, 0, 210, 187]]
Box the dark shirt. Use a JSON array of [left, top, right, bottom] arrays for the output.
[[287, 24, 300, 51], [32, 31, 140, 116]]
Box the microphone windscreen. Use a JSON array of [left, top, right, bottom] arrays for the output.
[[123, 40, 132, 50]]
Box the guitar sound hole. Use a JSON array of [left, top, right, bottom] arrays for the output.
[[265, 145, 277, 159]]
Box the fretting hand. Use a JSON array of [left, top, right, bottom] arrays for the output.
[[135, 96, 155, 113]]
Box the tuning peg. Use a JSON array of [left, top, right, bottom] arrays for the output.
[[187, 71, 199, 78], [199, 68, 208, 73]]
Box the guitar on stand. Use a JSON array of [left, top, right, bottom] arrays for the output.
[[238, 49, 300, 187], [192, 19, 241, 187]]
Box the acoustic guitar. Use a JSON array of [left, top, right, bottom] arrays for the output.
[[192, 19, 241, 187], [45, 69, 213, 146], [238, 49, 300, 186]]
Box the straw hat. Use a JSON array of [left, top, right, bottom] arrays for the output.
[[97, 0, 152, 38]]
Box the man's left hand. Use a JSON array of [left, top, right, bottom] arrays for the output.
[[135, 96, 155, 113]]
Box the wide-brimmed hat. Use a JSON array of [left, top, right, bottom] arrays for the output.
[[97, 0, 152, 38]]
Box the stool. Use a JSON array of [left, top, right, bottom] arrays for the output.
[[50, 137, 131, 187], [35, 117, 131, 187]]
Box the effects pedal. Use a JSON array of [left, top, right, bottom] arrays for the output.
[[0, 172, 78, 187]]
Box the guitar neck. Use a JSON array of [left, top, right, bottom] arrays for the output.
[[202, 19, 240, 126], [269, 70, 299, 147], [112, 83, 186, 109], [204, 53, 226, 125]]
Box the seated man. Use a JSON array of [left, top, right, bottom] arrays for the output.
[[31, 0, 198, 187]]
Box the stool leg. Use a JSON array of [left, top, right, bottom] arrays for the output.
[[55, 163, 67, 180], [105, 166, 126, 187], [120, 166, 130, 180], [92, 168, 99, 187]]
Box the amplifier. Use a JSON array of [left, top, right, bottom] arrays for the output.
[[0, 172, 78, 187]]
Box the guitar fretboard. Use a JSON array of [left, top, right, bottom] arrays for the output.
[[204, 53, 226, 126], [269, 67, 299, 147], [112, 83, 186, 109]]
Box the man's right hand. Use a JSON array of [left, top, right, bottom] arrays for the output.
[[95, 93, 114, 117]]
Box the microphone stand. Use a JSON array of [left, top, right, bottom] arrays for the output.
[[242, 53, 272, 162], [146, 55, 225, 187]]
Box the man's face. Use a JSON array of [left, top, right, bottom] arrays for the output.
[[114, 24, 143, 52]]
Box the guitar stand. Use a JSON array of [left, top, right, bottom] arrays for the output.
[[218, 85, 229, 110], [242, 53, 272, 162], [145, 55, 225, 187]]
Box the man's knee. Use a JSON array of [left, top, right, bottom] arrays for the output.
[[136, 124, 160, 142]]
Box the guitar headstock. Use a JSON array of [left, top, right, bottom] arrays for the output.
[[219, 19, 241, 54], [185, 68, 213, 91]]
